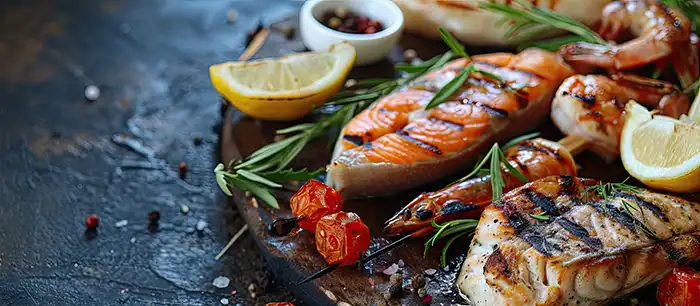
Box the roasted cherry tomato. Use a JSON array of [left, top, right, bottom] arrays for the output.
[[289, 179, 342, 232], [657, 266, 700, 306], [265, 303, 294, 306], [315, 211, 370, 267]]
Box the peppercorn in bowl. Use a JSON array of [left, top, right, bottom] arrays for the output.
[[300, 0, 404, 66]]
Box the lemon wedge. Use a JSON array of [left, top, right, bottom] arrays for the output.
[[620, 101, 700, 193], [210, 43, 356, 121], [688, 90, 700, 123]]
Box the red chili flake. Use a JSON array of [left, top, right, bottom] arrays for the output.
[[368, 277, 375, 290], [422, 294, 432, 304], [178, 162, 187, 179], [85, 215, 99, 230], [120, 289, 129, 294], [365, 27, 377, 34], [231, 290, 237, 295]]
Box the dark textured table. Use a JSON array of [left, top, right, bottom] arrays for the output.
[[0, 0, 303, 305]]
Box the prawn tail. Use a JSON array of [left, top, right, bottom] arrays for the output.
[[671, 42, 700, 90], [559, 42, 615, 70], [658, 94, 690, 118]]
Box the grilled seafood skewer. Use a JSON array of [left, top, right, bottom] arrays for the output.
[[559, 0, 700, 87], [552, 73, 690, 163], [384, 137, 578, 237], [458, 176, 700, 306], [327, 49, 575, 199]]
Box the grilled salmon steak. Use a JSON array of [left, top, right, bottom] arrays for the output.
[[384, 138, 577, 237], [458, 176, 700, 306], [327, 49, 575, 198]]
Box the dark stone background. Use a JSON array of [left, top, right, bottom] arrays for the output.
[[0, 0, 304, 305]]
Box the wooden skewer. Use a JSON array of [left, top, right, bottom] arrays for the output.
[[296, 134, 594, 286]]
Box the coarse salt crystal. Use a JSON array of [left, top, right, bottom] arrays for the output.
[[180, 204, 190, 214], [212, 276, 230, 288], [383, 263, 399, 275], [196, 220, 207, 231], [220, 298, 230, 305], [397, 259, 405, 267], [115, 220, 128, 228], [84, 85, 100, 101], [424, 269, 437, 276]]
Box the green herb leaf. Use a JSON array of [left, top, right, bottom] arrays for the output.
[[214, 164, 233, 196], [260, 167, 324, 182], [438, 28, 470, 59], [425, 65, 473, 110], [503, 132, 540, 150], [276, 123, 315, 135], [423, 219, 479, 265], [530, 212, 550, 221], [518, 35, 586, 51], [237, 169, 283, 188]]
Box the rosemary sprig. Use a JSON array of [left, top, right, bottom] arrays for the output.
[[530, 212, 550, 221], [215, 49, 456, 209], [451, 133, 539, 201], [424, 29, 503, 110], [582, 178, 658, 239], [480, 0, 605, 46], [423, 219, 479, 267]]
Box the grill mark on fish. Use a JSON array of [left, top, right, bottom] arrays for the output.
[[441, 200, 480, 216], [501, 200, 531, 233], [557, 218, 603, 249], [462, 99, 509, 118], [519, 228, 562, 256], [612, 192, 667, 220], [587, 201, 658, 239], [523, 189, 558, 215], [396, 131, 443, 155], [343, 135, 364, 146], [429, 117, 464, 130]]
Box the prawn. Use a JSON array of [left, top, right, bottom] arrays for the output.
[[560, 0, 699, 88]]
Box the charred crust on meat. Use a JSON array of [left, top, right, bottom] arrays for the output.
[[429, 117, 464, 130], [415, 209, 433, 220], [661, 240, 685, 262], [558, 176, 577, 196], [484, 249, 513, 280], [441, 200, 479, 216], [588, 201, 659, 239], [396, 132, 443, 155], [519, 141, 562, 160], [523, 188, 558, 215], [557, 218, 603, 249], [343, 135, 364, 146]]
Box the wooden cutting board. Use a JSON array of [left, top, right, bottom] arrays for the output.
[[219, 21, 700, 306]]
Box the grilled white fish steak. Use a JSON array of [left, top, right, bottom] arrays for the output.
[[458, 176, 700, 306]]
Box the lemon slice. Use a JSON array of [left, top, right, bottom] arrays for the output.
[[210, 43, 356, 120], [620, 101, 700, 193]]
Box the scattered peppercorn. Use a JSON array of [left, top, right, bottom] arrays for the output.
[[178, 162, 187, 179], [412, 274, 426, 288], [85, 215, 99, 230], [193, 136, 203, 146], [282, 25, 296, 40], [148, 210, 160, 223], [51, 131, 62, 139], [389, 273, 402, 285], [320, 8, 383, 34], [403, 49, 418, 62]]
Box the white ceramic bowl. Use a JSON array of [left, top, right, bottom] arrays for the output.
[[300, 0, 404, 66]]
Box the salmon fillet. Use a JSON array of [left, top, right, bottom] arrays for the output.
[[327, 49, 575, 198], [458, 176, 700, 306]]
